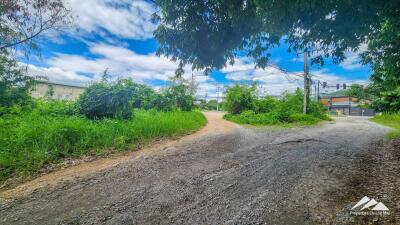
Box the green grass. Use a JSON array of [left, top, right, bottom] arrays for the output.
[[370, 113, 400, 139], [224, 112, 328, 127], [0, 109, 207, 184]]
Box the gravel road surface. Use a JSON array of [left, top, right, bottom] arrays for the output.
[[0, 112, 393, 225]]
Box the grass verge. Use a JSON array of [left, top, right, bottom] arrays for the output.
[[224, 112, 330, 127], [0, 109, 207, 184], [370, 113, 400, 139]]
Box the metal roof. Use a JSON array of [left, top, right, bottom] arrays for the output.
[[320, 90, 355, 98], [37, 80, 87, 88]]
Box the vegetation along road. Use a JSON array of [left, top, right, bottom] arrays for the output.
[[1, 112, 399, 225]]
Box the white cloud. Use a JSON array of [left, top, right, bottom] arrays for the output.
[[25, 44, 370, 98], [340, 54, 364, 70], [64, 0, 157, 40], [220, 57, 304, 94], [26, 43, 222, 97], [220, 57, 369, 96], [340, 43, 368, 70], [31, 43, 179, 83], [25, 63, 91, 86]]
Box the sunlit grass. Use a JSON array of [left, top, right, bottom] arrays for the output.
[[0, 109, 207, 183], [370, 113, 400, 139], [224, 112, 329, 127]]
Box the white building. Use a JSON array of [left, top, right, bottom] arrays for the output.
[[31, 81, 86, 101]]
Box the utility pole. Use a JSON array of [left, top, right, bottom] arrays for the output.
[[314, 82, 317, 100], [303, 53, 310, 114], [190, 73, 195, 96], [317, 80, 320, 102], [216, 85, 220, 112]]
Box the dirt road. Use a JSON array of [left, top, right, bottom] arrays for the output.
[[0, 112, 396, 225]]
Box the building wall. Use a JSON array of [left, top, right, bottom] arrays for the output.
[[31, 83, 85, 101], [330, 97, 359, 102], [331, 107, 350, 115], [320, 99, 330, 107]]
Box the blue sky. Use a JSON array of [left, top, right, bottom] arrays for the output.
[[22, 0, 371, 98]]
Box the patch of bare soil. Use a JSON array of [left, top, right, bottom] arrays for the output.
[[0, 111, 237, 201]]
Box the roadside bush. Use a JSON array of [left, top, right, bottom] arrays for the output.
[[224, 111, 280, 125], [287, 113, 320, 124], [0, 50, 37, 108], [223, 86, 329, 126], [223, 84, 256, 114], [77, 80, 135, 120], [254, 96, 279, 114], [371, 113, 400, 139], [197, 99, 218, 111], [125, 81, 159, 110], [275, 89, 304, 121], [162, 79, 194, 111], [309, 101, 329, 120], [33, 99, 77, 116], [151, 94, 173, 111], [241, 110, 256, 117]]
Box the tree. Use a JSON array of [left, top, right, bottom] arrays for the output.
[[0, 0, 71, 110], [162, 77, 194, 111], [223, 84, 256, 115], [154, 1, 399, 113], [361, 15, 400, 112], [205, 100, 218, 111], [0, 50, 37, 107], [77, 79, 135, 120], [154, 1, 398, 70], [44, 83, 55, 99], [344, 84, 371, 100], [254, 96, 278, 114], [0, 0, 71, 52], [123, 81, 160, 110]]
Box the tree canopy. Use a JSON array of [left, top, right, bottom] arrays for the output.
[[154, 0, 398, 71], [0, 0, 71, 109], [0, 0, 71, 52], [361, 14, 400, 112], [154, 0, 400, 112]]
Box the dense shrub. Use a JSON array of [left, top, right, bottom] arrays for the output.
[[149, 94, 170, 111], [224, 111, 280, 125], [33, 99, 77, 116], [197, 99, 218, 111], [127, 82, 159, 110], [162, 79, 194, 111], [77, 80, 135, 119], [287, 113, 321, 123], [223, 86, 328, 125], [223, 84, 256, 114], [0, 50, 37, 108], [254, 96, 279, 114], [309, 101, 330, 120], [275, 89, 304, 121]]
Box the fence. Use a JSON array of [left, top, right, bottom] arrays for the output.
[[349, 108, 376, 116]]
